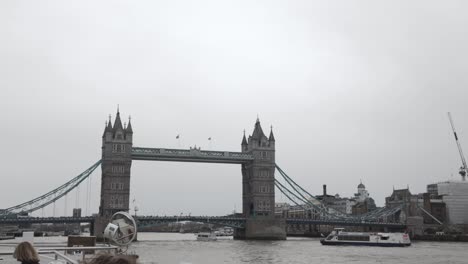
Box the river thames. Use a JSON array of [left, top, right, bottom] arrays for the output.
[[1, 233, 468, 264]]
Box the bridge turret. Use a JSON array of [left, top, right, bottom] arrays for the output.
[[125, 117, 133, 142], [241, 130, 248, 152], [248, 118, 265, 148], [112, 110, 124, 137], [102, 116, 113, 143], [268, 126, 275, 148]]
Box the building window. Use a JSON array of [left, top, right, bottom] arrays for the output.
[[109, 195, 124, 208], [259, 185, 271, 193], [256, 200, 271, 211], [112, 144, 126, 153], [110, 182, 125, 190], [258, 170, 270, 178], [112, 166, 125, 174]]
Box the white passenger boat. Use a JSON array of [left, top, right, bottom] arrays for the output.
[[196, 232, 217, 241], [320, 228, 411, 247]]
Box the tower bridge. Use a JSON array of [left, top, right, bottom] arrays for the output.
[[1, 109, 406, 239], [98, 109, 284, 239]]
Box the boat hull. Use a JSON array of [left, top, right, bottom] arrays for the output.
[[320, 240, 411, 247], [196, 232, 217, 241], [197, 237, 217, 241]]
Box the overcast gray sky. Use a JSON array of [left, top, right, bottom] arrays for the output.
[[1, 0, 468, 217]]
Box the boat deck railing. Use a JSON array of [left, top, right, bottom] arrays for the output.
[[0, 245, 119, 264]]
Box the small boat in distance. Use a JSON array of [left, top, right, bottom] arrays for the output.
[[320, 228, 411, 247], [214, 227, 234, 237], [196, 232, 217, 241]]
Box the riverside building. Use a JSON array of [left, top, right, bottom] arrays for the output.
[[427, 181, 468, 225]]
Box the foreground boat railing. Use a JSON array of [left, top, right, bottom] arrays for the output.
[[0, 245, 119, 264], [37, 250, 79, 264]]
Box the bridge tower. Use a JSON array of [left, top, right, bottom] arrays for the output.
[[237, 118, 286, 239], [95, 109, 133, 236]]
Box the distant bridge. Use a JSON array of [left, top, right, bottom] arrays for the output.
[[0, 216, 95, 225], [285, 218, 406, 228], [136, 216, 246, 229], [0, 216, 406, 231]]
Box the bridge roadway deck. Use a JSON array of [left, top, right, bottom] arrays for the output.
[[0, 216, 406, 229], [131, 147, 254, 164], [285, 218, 406, 228], [0, 216, 95, 224], [137, 216, 406, 229]]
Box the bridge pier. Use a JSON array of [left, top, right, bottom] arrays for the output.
[[90, 220, 95, 236], [93, 216, 109, 240], [234, 218, 286, 240]]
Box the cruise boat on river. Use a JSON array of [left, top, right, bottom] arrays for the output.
[[196, 232, 217, 241], [320, 228, 411, 247]]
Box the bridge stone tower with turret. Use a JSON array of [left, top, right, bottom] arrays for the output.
[[236, 118, 286, 239], [95, 109, 133, 236], [100, 110, 133, 217]]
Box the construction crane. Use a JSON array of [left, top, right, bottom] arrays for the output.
[[448, 112, 467, 181]]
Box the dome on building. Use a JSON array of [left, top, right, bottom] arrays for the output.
[[358, 182, 365, 189]]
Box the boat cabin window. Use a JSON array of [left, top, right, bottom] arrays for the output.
[[337, 235, 370, 241], [381, 236, 389, 240]]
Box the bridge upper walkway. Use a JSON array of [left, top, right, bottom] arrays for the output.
[[131, 147, 254, 164]]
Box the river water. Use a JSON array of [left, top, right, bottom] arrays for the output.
[[1, 233, 468, 264]]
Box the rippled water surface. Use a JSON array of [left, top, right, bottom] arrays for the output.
[[1, 233, 468, 264], [134, 233, 468, 264]]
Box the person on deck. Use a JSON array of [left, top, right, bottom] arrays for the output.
[[13, 241, 40, 264]]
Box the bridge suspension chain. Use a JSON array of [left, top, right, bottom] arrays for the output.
[[274, 179, 326, 215], [85, 175, 91, 216], [0, 160, 102, 217], [275, 164, 403, 223], [275, 165, 353, 220], [64, 194, 67, 217]]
